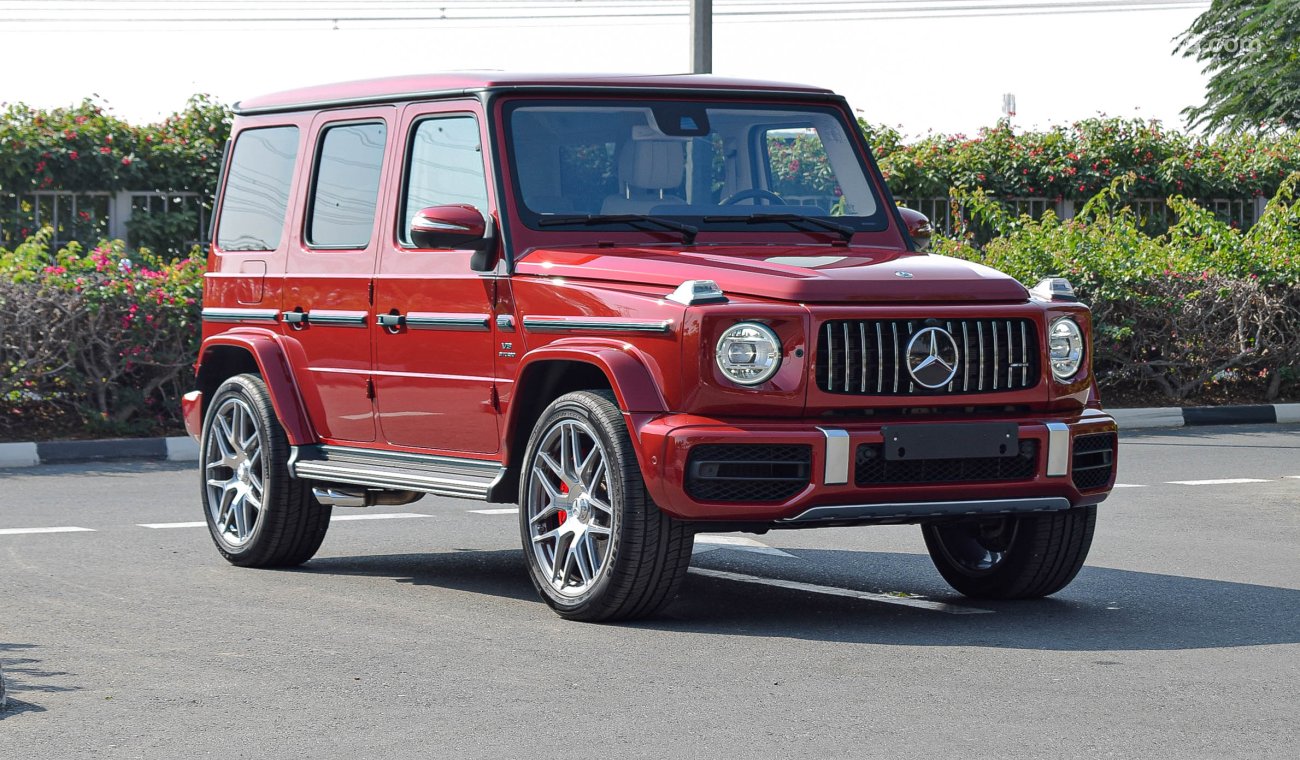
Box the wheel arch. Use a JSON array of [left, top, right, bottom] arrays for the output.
[[195, 331, 318, 446], [487, 345, 667, 502]]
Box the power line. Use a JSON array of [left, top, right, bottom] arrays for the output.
[[0, 0, 1212, 23]]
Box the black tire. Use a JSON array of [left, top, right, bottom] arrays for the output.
[[518, 390, 693, 621], [199, 373, 331, 567], [922, 506, 1096, 599]]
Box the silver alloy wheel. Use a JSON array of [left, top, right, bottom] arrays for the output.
[[204, 395, 265, 548], [525, 418, 616, 597]]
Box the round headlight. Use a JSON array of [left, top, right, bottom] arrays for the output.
[[1048, 317, 1085, 381], [715, 322, 782, 386]]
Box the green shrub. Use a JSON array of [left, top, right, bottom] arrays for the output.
[[934, 174, 1300, 401], [0, 229, 203, 439]]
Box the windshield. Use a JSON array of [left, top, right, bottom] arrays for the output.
[[504, 99, 887, 235]]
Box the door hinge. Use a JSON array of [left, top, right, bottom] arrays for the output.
[[490, 384, 500, 412], [365, 378, 375, 399], [367, 280, 375, 305]]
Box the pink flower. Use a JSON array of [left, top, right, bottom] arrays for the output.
[[69, 150, 79, 160]]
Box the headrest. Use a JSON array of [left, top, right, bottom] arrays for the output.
[[619, 140, 685, 191]]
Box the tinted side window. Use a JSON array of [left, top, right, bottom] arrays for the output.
[[216, 126, 299, 251], [402, 116, 488, 244], [308, 122, 387, 248]]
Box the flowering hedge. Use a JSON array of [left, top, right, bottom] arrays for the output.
[[0, 229, 203, 440], [0, 95, 231, 251], [936, 174, 1300, 401]]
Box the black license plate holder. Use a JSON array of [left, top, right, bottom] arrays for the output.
[[881, 423, 1019, 461]]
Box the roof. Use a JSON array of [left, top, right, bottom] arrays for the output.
[[233, 71, 838, 115]]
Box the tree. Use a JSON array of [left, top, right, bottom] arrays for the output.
[[1176, 0, 1300, 133]]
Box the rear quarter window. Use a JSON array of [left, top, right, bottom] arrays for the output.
[[216, 126, 300, 251]]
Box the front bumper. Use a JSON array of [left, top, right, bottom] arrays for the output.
[[634, 408, 1117, 525]]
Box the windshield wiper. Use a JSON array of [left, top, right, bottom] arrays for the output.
[[538, 214, 697, 245], [702, 213, 855, 243]]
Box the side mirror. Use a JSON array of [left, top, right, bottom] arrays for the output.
[[409, 204, 497, 272], [898, 207, 933, 252]]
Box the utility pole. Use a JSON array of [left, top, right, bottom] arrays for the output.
[[690, 0, 712, 74]]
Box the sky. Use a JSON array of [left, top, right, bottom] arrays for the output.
[[0, 0, 1214, 136]]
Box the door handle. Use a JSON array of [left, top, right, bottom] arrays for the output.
[[376, 312, 405, 334], [282, 310, 307, 330]]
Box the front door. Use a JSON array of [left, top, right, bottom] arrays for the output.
[[372, 102, 500, 454]]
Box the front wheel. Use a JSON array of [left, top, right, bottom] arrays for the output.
[[922, 506, 1096, 599], [200, 373, 331, 567], [519, 390, 693, 621]]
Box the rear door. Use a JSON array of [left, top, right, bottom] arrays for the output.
[[371, 101, 501, 454], [282, 107, 394, 443]]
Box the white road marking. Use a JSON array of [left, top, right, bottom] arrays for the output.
[[329, 512, 429, 522], [693, 534, 796, 558], [0, 526, 96, 536], [688, 568, 992, 615], [1112, 483, 1147, 488], [138, 521, 207, 529], [1166, 478, 1269, 486], [468, 508, 519, 515], [1286, 476, 1300, 480]]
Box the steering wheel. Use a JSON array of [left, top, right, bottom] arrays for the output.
[[720, 188, 785, 206]]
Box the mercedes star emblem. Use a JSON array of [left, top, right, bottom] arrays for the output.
[[905, 327, 960, 388], [894, 270, 914, 278]]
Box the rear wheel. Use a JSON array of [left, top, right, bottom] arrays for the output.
[[200, 373, 331, 567], [519, 390, 693, 621], [922, 506, 1096, 599]]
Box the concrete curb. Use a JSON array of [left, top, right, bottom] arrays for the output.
[[1111, 403, 1300, 430], [1, 403, 1297, 468], [0, 436, 198, 469]]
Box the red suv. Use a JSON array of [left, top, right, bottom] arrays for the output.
[[184, 73, 1116, 621]]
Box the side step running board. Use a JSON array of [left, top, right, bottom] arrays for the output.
[[289, 445, 506, 502]]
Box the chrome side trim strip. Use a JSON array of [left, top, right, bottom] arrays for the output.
[[818, 427, 851, 486], [1045, 422, 1071, 477], [307, 310, 369, 327], [405, 313, 491, 331], [523, 317, 673, 334], [783, 497, 1072, 524], [200, 307, 280, 324], [496, 314, 515, 331]]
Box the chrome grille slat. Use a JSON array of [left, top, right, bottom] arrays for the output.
[[858, 322, 867, 393], [826, 322, 835, 391], [842, 322, 851, 392], [891, 323, 900, 393], [1020, 321, 1028, 386], [816, 318, 1038, 396]]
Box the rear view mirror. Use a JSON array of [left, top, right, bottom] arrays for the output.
[[410, 204, 492, 250], [898, 207, 933, 252], [409, 204, 497, 271]]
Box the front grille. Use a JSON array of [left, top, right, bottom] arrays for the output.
[[1072, 433, 1116, 491], [685, 444, 811, 503], [816, 318, 1039, 395], [855, 440, 1039, 485]]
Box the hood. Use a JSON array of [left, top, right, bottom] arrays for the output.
[[515, 246, 1029, 304]]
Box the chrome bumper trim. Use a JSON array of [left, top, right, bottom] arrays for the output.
[[1045, 422, 1071, 477], [817, 427, 850, 485], [781, 496, 1072, 524]]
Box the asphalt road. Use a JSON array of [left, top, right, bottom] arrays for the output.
[[2, 425, 1298, 759]]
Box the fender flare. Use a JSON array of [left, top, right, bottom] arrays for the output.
[[511, 339, 669, 418], [196, 329, 318, 445]]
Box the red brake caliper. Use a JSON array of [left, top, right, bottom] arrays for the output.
[[557, 482, 569, 524]]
